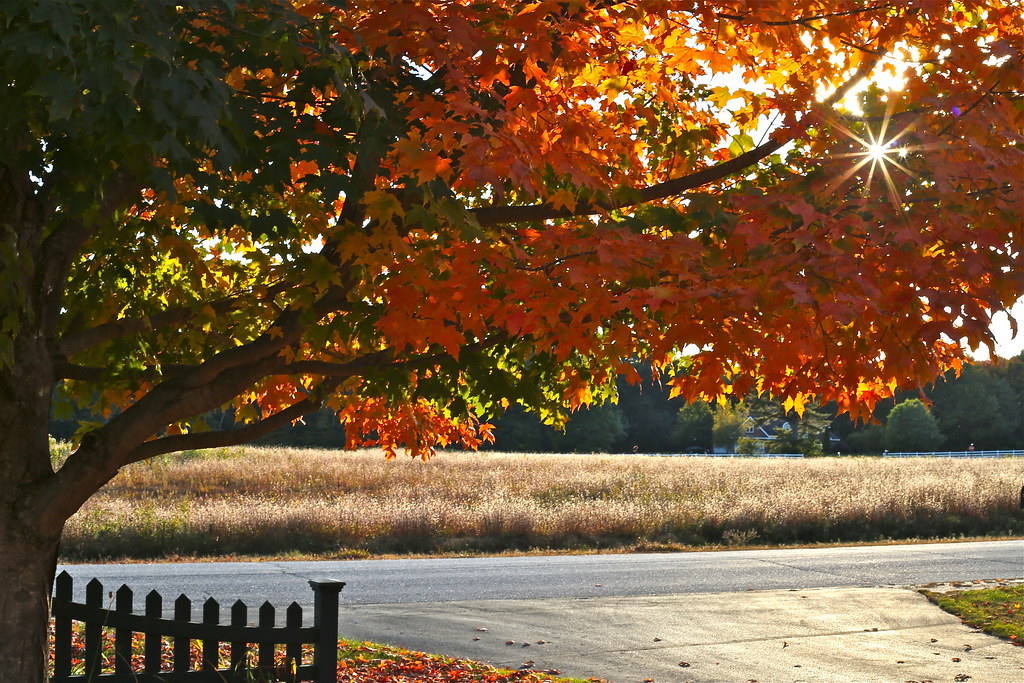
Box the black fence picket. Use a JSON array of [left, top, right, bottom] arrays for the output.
[[50, 571, 344, 683]]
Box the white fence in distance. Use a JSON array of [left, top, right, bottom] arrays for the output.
[[656, 452, 806, 458], [646, 450, 1024, 458], [881, 449, 1024, 458]]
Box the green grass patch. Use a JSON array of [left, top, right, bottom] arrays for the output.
[[923, 584, 1024, 644]]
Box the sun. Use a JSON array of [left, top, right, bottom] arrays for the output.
[[857, 126, 915, 207], [822, 99, 919, 208], [866, 141, 890, 162]]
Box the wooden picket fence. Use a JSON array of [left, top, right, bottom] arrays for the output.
[[51, 571, 345, 682]]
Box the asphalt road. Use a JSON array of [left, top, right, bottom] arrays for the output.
[[57, 541, 1024, 682], [59, 540, 1023, 610]]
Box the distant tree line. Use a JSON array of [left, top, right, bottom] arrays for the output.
[[488, 355, 1024, 455], [833, 355, 1024, 453], [50, 355, 1023, 455]]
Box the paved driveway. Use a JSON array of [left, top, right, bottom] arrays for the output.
[[341, 586, 1024, 682]]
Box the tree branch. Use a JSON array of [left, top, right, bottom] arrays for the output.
[[54, 359, 195, 382], [718, 4, 894, 27], [275, 331, 512, 378], [28, 380, 333, 531], [57, 298, 235, 358], [471, 57, 879, 227], [939, 68, 1014, 136], [122, 391, 329, 464], [51, 281, 357, 483], [55, 281, 297, 358]]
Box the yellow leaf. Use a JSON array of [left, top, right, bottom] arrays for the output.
[[784, 394, 806, 417], [548, 188, 578, 211]]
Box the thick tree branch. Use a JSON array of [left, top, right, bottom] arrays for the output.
[[471, 57, 879, 227], [46, 278, 359, 500], [33, 328, 512, 529], [718, 4, 894, 26], [122, 391, 329, 464], [159, 282, 351, 391], [471, 142, 786, 226], [29, 379, 332, 531], [26, 349, 290, 532], [278, 332, 510, 378]]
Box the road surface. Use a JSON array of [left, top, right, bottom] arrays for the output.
[[58, 541, 1024, 682], [59, 540, 1023, 609]]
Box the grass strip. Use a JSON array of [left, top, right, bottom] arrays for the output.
[[922, 584, 1024, 644]]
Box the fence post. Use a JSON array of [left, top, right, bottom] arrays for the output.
[[84, 578, 103, 680], [230, 599, 248, 677], [145, 590, 162, 674], [257, 601, 276, 671], [114, 585, 133, 675], [202, 597, 220, 671], [53, 571, 72, 680], [309, 579, 345, 683], [173, 594, 191, 673], [285, 603, 302, 675]]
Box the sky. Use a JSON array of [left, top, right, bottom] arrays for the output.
[[972, 298, 1023, 360]]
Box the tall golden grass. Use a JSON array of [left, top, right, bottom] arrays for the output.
[[60, 447, 1024, 560]]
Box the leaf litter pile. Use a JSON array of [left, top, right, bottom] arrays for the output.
[[50, 623, 606, 682], [337, 641, 601, 682]]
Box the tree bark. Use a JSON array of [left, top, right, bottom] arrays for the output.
[[0, 365, 70, 682], [0, 312, 68, 681], [0, 517, 60, 683]]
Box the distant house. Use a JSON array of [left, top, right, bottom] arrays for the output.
[[739, 418, 790, 453], [742, 417, 788, 441], [711, 418, 788, 453], [713, 417, 840, 454]]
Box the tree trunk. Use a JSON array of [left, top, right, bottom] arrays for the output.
[[0, 325, 66, 681], [0, 388, 64, 683], [0, 516, 60, 683]]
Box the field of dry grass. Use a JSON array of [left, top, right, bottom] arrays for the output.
[[59, 447, 1024, 561]]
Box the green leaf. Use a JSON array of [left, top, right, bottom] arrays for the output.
[[32, 77, 78, 121], [728, 133, 755, 158]]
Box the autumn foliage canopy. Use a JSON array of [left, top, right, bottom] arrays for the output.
[[1, 1, 1022, 677], [4, 0, 1024, 479]]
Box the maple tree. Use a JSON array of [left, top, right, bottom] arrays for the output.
[[1, 0, 1021, 678]]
